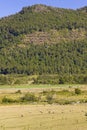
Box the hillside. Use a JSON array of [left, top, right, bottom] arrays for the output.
[[0, 4, 87, 83], [0, 4, 87, 46], [77, 6, 87, 13]]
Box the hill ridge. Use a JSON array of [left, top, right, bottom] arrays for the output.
[[0, 4, 87, 77]]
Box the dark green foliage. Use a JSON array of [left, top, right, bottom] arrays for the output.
[[21, 93, 38, 102], [75, 88, 81, 95], [46, 94, 54, 104], [0, 4, 87, 84], [0, 75, 12, 85], [15, 90, 22, 94], [0, 4, 87, 48], [0, 74, 35, 85], [0, 41, 87, 76], [34, 74, 87, 84]]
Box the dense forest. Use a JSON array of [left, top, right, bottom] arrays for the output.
[[0, 4, 87, 83]]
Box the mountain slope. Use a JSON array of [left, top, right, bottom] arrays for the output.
[[77, 6, 87, 13], [0, 4, 87, 47], [0, 4, 87, 83]]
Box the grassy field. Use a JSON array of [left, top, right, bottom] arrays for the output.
[[0, 83, 87, 89], [0, 84, 76, 89], [0, 84, 87, 130], [0, 104, 87, 130], [0, 84, 87, 104], [0, 84, 80, 95], [0, 84, 86, 90], [0, 85, 87, 104]]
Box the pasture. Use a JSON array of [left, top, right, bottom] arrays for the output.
[[0, 104, 87, 130], [0, 84, 87, 130]]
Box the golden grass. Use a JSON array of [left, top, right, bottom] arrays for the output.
[[0, 85, 87, 129], [0, 104, 87, 130], [0, 85, 87, 104]]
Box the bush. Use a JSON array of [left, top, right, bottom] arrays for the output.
[[2, 97, 16, 103], [14, 79, 21, 84], [15, 90, 22, 94], [75, 88, 81, 95], [46, 94, 53, 104], [21, 93, 38, 102], [0, 75, 12, 85]]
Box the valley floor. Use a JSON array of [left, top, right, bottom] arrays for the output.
[[0, 104, 87, 130]]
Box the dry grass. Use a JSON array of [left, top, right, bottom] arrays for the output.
[[0, 104, 87, 130], [0, 85, 87, 104], [23, 29, 87, 45], [0, 84, 86, 93], [0, 85, 87, 130]]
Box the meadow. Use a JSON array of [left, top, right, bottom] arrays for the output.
[[0, 104, 87, 130], [0, 84, 87, 130]]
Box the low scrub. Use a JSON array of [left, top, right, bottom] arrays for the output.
[[75, 88, 81, 95], [2, 97, 16, 104], [1, 88, 87, 105], [21, 93, 38, 102]]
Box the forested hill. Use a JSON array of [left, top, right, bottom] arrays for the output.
[[0, 4, 87, 80]]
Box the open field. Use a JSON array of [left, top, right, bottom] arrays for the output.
[[0, 84, 79, 89], [0, 104, 87, 130], [0, 84, 87, 92], [0, 84, 87, 129], [0, 84, 87, 105]]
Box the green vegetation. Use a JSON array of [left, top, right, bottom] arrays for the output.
[[0, 74, 87, 85], [2, 96, 16, 104], [1, 87, 87, 105], [21, 93, 38, 102], [75, 88, 82, 95], [34, 74, 87, 84], [0, 4, 87, 84]]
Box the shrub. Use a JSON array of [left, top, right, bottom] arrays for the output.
[[0, 75, 12, 85], [21, 93, 38, 102], [15, 90, 22, 94], [2, 97, 15, 103], [14, 79, 21, 84], [75, 88, 81, 95], [55, 99, 74, 105], [46, 94, 53, 104]]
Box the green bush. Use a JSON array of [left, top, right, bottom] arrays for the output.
[[21, 93, 38, 102], [15, 90, 22, 94], [0, 75, 12, 85], [46, 94, 53, 104], [2, 97, 16, 103], [75, 88, 81, 95], [14, 79, 21, 84]]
